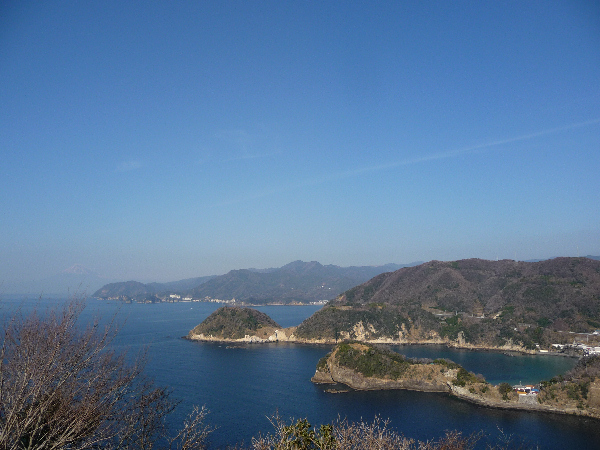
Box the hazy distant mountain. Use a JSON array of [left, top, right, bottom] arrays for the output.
[[62, 264, 95, 275], [524, 255, 599, 263], [2, 265, 112, 297], [145, 276, 218, 292], [92, 275, 216, 300], [92, 261, 419, 303], [187, 260, 418, 304], [89, 256, 600, 305], [93, 281, 150, 299]]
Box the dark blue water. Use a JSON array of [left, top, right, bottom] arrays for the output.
[[2, 298, 599, 449], [391, 344, 577, 385]]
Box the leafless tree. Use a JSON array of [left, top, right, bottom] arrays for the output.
[[332, 416, 414, 450], [251, 414, 488, 450], [0, 299, 211, 450], [251, 414, 414, 450]]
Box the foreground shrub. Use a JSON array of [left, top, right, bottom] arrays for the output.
[[0, 299, 211, 450], [251, 415, 486, 450]]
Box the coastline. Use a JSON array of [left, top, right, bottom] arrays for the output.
[[448, 386, 600, 419], [310, 343, 600, 421], [186, 329, 579, 358]]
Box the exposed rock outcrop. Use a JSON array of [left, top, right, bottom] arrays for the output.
[[188, 307, 537, 353]]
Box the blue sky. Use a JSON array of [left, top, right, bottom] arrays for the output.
[[1, 0, 599, 283]]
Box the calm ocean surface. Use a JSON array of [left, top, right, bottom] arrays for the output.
[[3, 297, 600, 449]]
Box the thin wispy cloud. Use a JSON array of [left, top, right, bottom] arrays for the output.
[[330, 117, 600, 180], [115, 160, 142, 172], [212, 118, 600, 207]]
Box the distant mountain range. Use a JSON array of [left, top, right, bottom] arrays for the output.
[[92, 260, 420, 303], [92, 275, 217, 301], [5, 256, 599, 299]]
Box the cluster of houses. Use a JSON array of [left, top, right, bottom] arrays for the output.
[[101, 294, 329, 305], [101, 294, 237, 304], [552, 342, 600, 356], [165, 294, 236, 304], [513, 384, 540, 395], [513, 383, 540, 404]]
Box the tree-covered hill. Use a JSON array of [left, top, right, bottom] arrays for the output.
[[188, 307, 282, 340], [295, 257, 600, 349]]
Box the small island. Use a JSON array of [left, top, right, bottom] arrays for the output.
[[312, 342, 600, 420], [187, 306, 295, 343]]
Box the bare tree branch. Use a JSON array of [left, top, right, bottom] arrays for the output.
[[0, 299, 211, 450]]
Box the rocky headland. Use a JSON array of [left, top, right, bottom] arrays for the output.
[[312, 342, 600, 420], [187, 306, 569, 354]]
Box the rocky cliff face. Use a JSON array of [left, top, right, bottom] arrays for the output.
[[189, 326, 297, 343], [187, 307, 539, 354]]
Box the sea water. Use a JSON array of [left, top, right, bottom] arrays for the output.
[[2, 297, 599, 449]]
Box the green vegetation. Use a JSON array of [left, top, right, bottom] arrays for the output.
[[498, 382, 513, 401], [452, 368, 482, 387], [433, 358, 460, 370], [587, 319, 600, 328], [499, 305, 515, 318], [190, 306, 281, 339], [335, 343, 411, 379], [538, 355, 600, 409], [323, 342, 485, 392], [295, 306, 413, 340], [296, 257, 600, 346], [537, 317, 551, 327], [439, 316, 466, 341], [316, 356, 329, 371]]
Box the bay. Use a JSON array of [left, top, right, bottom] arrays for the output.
[[2, 297, 599, 449]]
